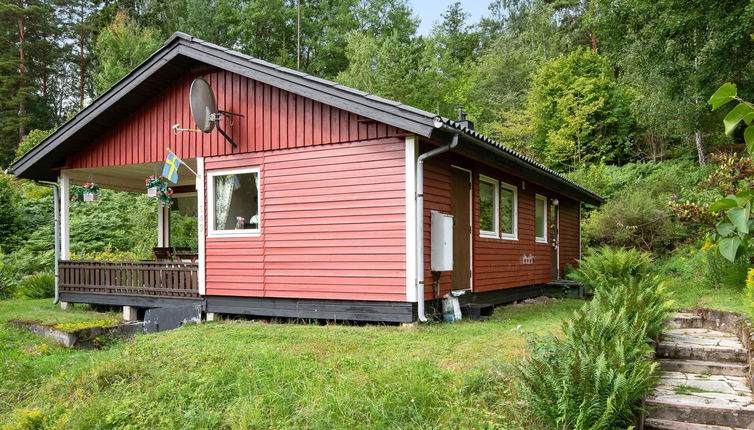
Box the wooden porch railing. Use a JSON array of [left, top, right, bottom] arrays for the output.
[[59, 260, 199, 298]]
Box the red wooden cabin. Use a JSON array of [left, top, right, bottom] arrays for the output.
[[10, 33, 603, 323]]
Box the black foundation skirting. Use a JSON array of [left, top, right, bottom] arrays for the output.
[[60, 292, 205, 309], [206, 296, 416, 323]]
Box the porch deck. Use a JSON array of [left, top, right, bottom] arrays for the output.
[[60, 260, 200, 298]]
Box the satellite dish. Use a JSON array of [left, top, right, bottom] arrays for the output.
[[190, 78, 217, 133], [186, 78, 244, 148]]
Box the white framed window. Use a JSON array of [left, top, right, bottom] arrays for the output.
[[535, 194, 547, 243], [207, 167, 261, 238], [500, 183, 518, 240], [479, 175, 499, 238]]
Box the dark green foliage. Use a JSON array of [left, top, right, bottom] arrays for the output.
[[92, 11, 161, 95], [16, 271, 54, 298], [520, 250, 672, 428], [570, 160, 717, 253], [589, 0, 754, 165]]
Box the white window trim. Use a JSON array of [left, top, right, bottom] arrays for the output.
[[500, 183, 518, 240], [207, 166, 261, 238], [479, 174, 499, 238], [535, 194, 548, 243]]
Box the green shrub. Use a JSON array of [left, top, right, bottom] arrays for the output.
[[582, 187, 684, 253], [569, 246, 652, 291], [71, 248, 149, 262], [702, 252, 750, 289], [520, 253, 672, 428], [16, 272, 55, 299]]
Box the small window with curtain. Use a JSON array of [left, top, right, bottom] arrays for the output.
[[479, 175, 499, 237], [501, 183, 517, 239], [535, 194, 547, 243], [207, 167, 260, 237]]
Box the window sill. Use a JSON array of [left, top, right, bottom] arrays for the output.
[[208, 231, 261, 239], [480, 232, 499, 239], [501, 235, 518, 241], [535, 238, 548, 243]]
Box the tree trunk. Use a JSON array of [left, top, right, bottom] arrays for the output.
[[586, 0, 597, 51], [78, 3, 85, 108], [694, 130, 705, 166], [17, 1, 26, 143]]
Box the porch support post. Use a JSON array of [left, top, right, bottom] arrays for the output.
[[123, 306, 137, 322], [157, 202, 170, 247], [59, 172, 70, 259]]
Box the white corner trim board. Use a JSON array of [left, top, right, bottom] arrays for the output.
[[196, 157, 206, 296], [405, 136, 417, 302]]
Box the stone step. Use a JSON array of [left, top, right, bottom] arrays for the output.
[[656, 329, 748, 363], [659, 359, 750, 377], [666, 313, 705, 329], [646, 400, 754, 428], [645, 418, 746, 429], [646, 371, 754, 427]]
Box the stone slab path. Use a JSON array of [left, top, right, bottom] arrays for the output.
[[645, 313, 754, 429]]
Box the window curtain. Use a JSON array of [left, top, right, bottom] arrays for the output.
[[214, 175, 235, 229]]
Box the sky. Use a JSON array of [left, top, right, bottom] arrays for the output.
[[410, 0, 490, 36]]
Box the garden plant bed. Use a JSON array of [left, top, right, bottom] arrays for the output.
[[7, 318, 142, 348]]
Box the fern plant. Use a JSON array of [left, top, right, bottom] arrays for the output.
[[16, 272, 55, 299], [568, 246, 652, 292], [519, 248, 672, 429]]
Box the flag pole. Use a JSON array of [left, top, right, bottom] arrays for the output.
[[166, 147, 198, 177]]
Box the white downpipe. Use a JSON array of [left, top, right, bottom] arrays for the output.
[[416, 133, 458, 322]]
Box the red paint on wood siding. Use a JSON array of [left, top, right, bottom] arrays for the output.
[[70, 69, 403, 169], [203, 138, 407, 301], [420, 144, 582, 300]]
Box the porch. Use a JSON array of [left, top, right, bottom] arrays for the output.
[[57, 159, 205, 304], [59, 260, 200, 298]]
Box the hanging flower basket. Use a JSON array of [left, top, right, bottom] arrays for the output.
[[70, 183, 100, 204], [145, 176, 175, 207]]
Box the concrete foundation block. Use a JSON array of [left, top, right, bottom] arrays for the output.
[[206, 312, 217, 322], [60, 301, 72, 310], [123, 306, 138, 322]]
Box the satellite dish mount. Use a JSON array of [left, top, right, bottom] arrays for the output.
[[182, 78, 244, 148]]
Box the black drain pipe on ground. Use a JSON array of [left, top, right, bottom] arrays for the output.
[[416, 131, 458, 322], [33, 181, 61, 304]]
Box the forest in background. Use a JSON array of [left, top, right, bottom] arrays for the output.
[[2, 0, 754, 296]]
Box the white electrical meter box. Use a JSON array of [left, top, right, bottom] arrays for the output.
[[431, 211, 453, 271]]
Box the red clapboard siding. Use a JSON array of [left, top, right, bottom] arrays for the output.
[[421, 147, 583, 299], [203, 138, 407, 301], [70, 69, 404, 169], [558, 198, 581, 270]]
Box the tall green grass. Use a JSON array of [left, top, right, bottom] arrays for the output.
[[1, 298, 582, 429]]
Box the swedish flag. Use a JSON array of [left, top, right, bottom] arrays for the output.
[[162, 151, 182, 184]]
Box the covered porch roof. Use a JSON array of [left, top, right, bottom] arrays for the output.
[[65, 159, 198, 193]]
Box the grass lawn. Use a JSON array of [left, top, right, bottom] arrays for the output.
[[667, 280, 748, 315], [0, 297, 581, 429], [659, 244, 751, 317]]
